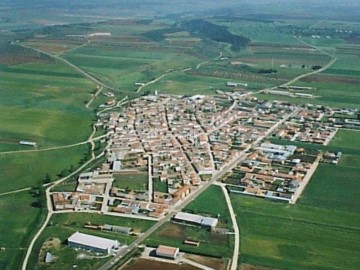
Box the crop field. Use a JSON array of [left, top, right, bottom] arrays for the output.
[[28, 213, 155, 270], [231, 195, 360, 270], [329, 129, 360, 149], [299, 164, 360, 213]]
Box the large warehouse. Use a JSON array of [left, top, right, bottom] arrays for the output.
[[68, 232, 119, 254]]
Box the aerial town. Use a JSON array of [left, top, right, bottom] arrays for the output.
[[51, 92, 343, 218]]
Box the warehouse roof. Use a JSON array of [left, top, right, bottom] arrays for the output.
[[68, 232, 118, 250], [174, 212, 218, 227]]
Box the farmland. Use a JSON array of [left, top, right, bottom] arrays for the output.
[[232, 195, 360, 270], [0, 192, 45, 270], [145, 186, 234, 259]]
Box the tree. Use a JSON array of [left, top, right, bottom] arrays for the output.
[[44, 173, 51, 184]]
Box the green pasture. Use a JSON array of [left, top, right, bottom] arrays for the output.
[[0, 192, 44, 270], [184, 186, 232, 229], [0, 144, 89, 193], [0, 61, 95, 148], [231, 195, 360, 270]]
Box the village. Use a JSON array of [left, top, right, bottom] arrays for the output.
[[44, 91, 354, 270], [51, 92, 341, 217]]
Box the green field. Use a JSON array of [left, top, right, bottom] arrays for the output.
[[0, 192, 45, 270], [27, 213, 155, 270], [113, 173, 148, 191], [184, 186, 232, 229], [299, 164, 360, 213], [0, 60, 95, 148], [329, 129, 360, 149], [145, 186, 233, 258], [232, 195, 360, 270], [0, 145, 89, 194]]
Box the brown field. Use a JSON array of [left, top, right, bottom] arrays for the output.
[[159, 223, 186, 240], [121, 259, 199, 270], [184, 254, 229, 270], [239, 263, 279, 270]]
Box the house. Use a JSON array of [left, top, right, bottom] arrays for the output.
[[155, 245, 179, 260], [68, 232, 119, 254]]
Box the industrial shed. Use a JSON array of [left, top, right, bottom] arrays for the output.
[[173, 212, 218, 228], [68, 232, 119, 254]]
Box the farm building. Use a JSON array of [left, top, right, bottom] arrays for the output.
[[173, 212, 218, 228], [103, 224, 132, 234], [68, 232, 119, 254], [155, 245, 179, 260]]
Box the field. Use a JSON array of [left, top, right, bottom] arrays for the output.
[[329, 129, 360, 149], [0, 145, 89, 194], [299, 164, 360, 213], [28, 213, 155, 270], [145, 186, 233, 258], [184, 186, 232, 229], [113, 173, 148, 191], [0, 192, 44, 270], [232, 195, 360, 270]]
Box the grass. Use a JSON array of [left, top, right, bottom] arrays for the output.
[[113, 173, 148, 191], [27, 213, 155, 270], [145, 186, 233, 258], [231, 195, 360, 270], [0, 144, 89, 193], [153, 179, 168, 193], [184, 186, 232, 229], [145, 223, 234, 259], [299, 164, 360, 214], [329, 129, 360, 149], [0, 191, 45, 270], [0, 60, 95, 148]]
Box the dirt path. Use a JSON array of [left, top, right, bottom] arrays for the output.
[[15, 43, 126, 93], [214, 183, 240, 270]]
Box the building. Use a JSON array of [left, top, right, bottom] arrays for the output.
[[173, 212, 218, 228], [68, 232, 119, 254], [155, 245, 179, 260]]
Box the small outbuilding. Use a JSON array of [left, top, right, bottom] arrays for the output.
[[155, 245, 179, 260]]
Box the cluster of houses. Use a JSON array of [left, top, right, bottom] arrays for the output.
[[52, 93, 349, 218], [226, 142, 317, 202], [277, 107, 337, 145]]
